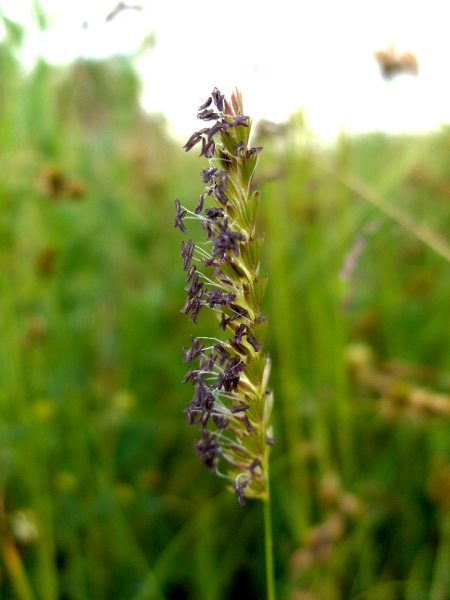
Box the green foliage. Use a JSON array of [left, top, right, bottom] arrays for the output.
[[2, 17, 450, 600]]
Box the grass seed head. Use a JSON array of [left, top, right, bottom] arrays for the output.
[[175, 87, 273, 504]]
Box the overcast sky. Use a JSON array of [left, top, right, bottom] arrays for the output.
[[1, 0, 449, 141]]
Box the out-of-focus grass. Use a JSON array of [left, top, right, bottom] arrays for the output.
[[2, 14, 450, 600], [257, 118, 450, 599]]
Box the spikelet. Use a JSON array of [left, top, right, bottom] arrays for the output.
[[175, 88, 273, 504]]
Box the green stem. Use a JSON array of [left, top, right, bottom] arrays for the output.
[[263, 495, 276, 600], [430, 513, 450, 600]]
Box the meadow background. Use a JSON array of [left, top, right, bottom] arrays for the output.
[[2, 11, 450, 600]]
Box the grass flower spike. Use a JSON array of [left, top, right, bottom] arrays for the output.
[[175, 88, 274, 506]]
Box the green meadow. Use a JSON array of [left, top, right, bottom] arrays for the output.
[[2, 15, 450, 600]]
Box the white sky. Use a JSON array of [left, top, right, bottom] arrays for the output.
[[1, 0, 450, 141]]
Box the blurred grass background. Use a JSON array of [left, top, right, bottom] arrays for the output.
[[2, 10, 450, 600]]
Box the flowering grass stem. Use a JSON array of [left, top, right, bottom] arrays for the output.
[[264, 495, 276, 600], [175, 87, 276, 598]]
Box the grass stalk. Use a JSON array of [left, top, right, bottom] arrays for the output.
[[176, 87, 276, 597], [306, 156, 450, 264], [0, 510, 37, 600], [430, 513, 450, 600], [263, 494, 276, 600]]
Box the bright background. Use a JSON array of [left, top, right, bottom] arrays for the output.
[[1, 0, 450, 139]]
